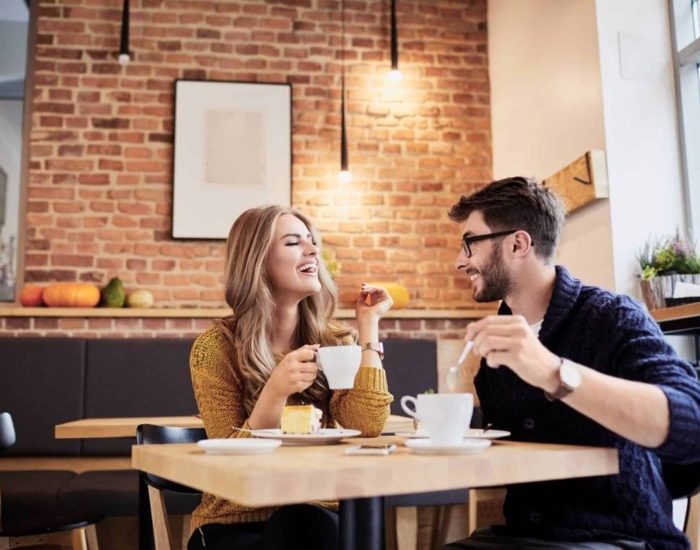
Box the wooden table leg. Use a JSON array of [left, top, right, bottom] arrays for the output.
[[139, 472, 154, 550]]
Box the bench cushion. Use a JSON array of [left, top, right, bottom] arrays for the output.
[[0, 338, 85, 456], [82, 338, 197, 455], [60, 469, 201, 516], [0, 470, 76, 513]]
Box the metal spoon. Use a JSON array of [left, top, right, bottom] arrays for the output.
[[446, 340, 474, 392]]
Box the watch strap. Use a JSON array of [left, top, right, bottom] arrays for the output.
[[544, 357, 572, 401], [361, 341, 384, 359]]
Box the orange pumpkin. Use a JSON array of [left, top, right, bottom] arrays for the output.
[[366, 282, 411, 309], [43, 282, 101, 308], [19, 285, 45, 307]]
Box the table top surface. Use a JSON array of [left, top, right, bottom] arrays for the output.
[[55, 415, 415, 439], [131, 437, 619, 507]]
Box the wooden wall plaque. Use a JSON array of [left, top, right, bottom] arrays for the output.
[[542, 150, 608, 214]]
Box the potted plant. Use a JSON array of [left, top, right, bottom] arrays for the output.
[[638, 232, 700, 310]]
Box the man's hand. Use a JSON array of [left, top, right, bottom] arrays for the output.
[[464, 315, 561, 391], [266, 344, 320, 398]]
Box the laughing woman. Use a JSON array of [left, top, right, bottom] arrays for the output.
[[188, 205, 393, 550]]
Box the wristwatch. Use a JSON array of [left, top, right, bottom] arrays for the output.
[[361, 341, 384, 360], [544, 358, 581, 401]]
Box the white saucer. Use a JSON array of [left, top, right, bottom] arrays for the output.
[[197, 438, 282, 455], [396, 429, 510, 440], [251, 428, 362, 446], [405, 438, 491, 455]]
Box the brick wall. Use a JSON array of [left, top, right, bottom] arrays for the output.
[[0, 314, 473, 339], [22, 0, 490, 313]]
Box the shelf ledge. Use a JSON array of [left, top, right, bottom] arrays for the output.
[[0, 306, 496, 320]]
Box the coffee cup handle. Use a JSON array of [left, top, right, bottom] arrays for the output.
[[400, 396, 419, 419]]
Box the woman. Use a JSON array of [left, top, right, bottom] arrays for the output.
[[188, 205, 393, 550]]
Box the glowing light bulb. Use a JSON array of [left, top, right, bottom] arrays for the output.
[[388, 69, 403, 83], [338, 170, 352, 184], [118, 53, 131, 65]]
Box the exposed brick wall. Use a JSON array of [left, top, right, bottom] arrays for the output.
[[24, 0, 490, 310], [0, 315, 473, 339]]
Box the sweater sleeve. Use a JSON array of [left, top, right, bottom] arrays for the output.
[[330, 367, 393, 437], [190, 327, 252, 440], [611, 297, 700, 462]]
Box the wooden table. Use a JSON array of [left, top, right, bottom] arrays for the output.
[[132, 438, 619, 550], [55, 414, 414, 550], [54, 414, 414, 440], [55, 416, 204, 439]]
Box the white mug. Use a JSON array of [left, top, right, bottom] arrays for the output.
[[400, 393, 473, 446], [317, 345, 362, 389]]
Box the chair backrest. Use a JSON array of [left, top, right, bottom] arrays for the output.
[[136, 424, 207, 493], [83, 338, 197, 456], [383, 339, 437, 416], [0, 412, 16, 450], [662, 461, 700, 500]]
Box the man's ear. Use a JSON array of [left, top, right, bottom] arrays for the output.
[[512, 231, 533, 256]]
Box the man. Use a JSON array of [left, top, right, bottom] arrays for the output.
[[445, 177, 700, 550]]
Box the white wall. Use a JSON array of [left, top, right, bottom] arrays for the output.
[[595, 0, 686, 298], [489, 0, 614, 290], [0, 99, 23, 288]]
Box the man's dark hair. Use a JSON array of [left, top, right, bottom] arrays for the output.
[[448, 176, 566, 261]]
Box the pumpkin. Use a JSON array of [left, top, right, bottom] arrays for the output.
[[367, 282, 410, 309], [43, 282, 101, 308], [126, 289, 154, 309], [19, 285, 45, 307]]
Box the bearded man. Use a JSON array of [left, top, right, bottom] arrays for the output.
[[444, 177, 700, 550]]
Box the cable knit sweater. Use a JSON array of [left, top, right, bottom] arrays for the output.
[[475, 266, 700, 550], [188, 326, 393, 534]]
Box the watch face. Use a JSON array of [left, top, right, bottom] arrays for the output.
[[560, 360, 582, 389]]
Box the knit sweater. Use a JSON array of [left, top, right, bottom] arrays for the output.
[[475, 266, 700, 550], [188, 326, 393, 534]]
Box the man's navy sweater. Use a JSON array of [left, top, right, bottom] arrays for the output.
[[475, 266, 700, 549]]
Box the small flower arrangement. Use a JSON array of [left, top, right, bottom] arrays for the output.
[[638, 232, 700, 281]]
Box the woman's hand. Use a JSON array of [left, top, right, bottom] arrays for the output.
[[356, 283, 393, 320], [266, 344, 320, 398]]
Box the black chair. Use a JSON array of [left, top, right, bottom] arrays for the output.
[[0, 411, 102, 549], [662, 461, 700, 545], [135, 424, 207, 550], [383, 339, 477, 549]]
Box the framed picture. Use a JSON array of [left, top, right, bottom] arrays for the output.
[[172, 80, 292, 239]]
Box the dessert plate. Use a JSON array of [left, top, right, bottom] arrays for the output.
[[405, 438, 491, 455], [251, 428, 362, 446], [396, 429, 510, 440], [197, 438, 282, 455]]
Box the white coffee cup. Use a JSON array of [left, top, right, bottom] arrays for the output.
[[317, 345, 362, 389], [400, 393, 473, 446]]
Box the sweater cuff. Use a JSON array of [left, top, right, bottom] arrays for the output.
[[654, 385, 700, 461], [353, 366, 389, 392]]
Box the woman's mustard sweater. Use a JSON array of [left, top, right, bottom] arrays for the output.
[[188, 326, 393, 534]]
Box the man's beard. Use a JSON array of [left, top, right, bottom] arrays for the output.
[[472, 244, 513, 302]]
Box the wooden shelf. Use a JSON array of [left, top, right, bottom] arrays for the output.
[[651, 302, 700, 323], [0, 306, 496, 320]]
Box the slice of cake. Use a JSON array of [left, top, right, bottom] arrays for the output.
[[281, 405, 323, 434]]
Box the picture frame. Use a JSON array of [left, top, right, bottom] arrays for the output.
[[172, 80, 292, 239]]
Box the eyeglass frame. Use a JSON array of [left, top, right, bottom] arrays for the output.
[[460, 229, 529, 258]]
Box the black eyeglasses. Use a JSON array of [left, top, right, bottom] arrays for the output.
[[461, 229, 518, 258]]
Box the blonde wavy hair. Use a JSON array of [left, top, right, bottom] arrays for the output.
[[215, 205, 354, 415]]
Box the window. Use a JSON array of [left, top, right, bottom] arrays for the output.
[[670, 0, 700, 236]]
